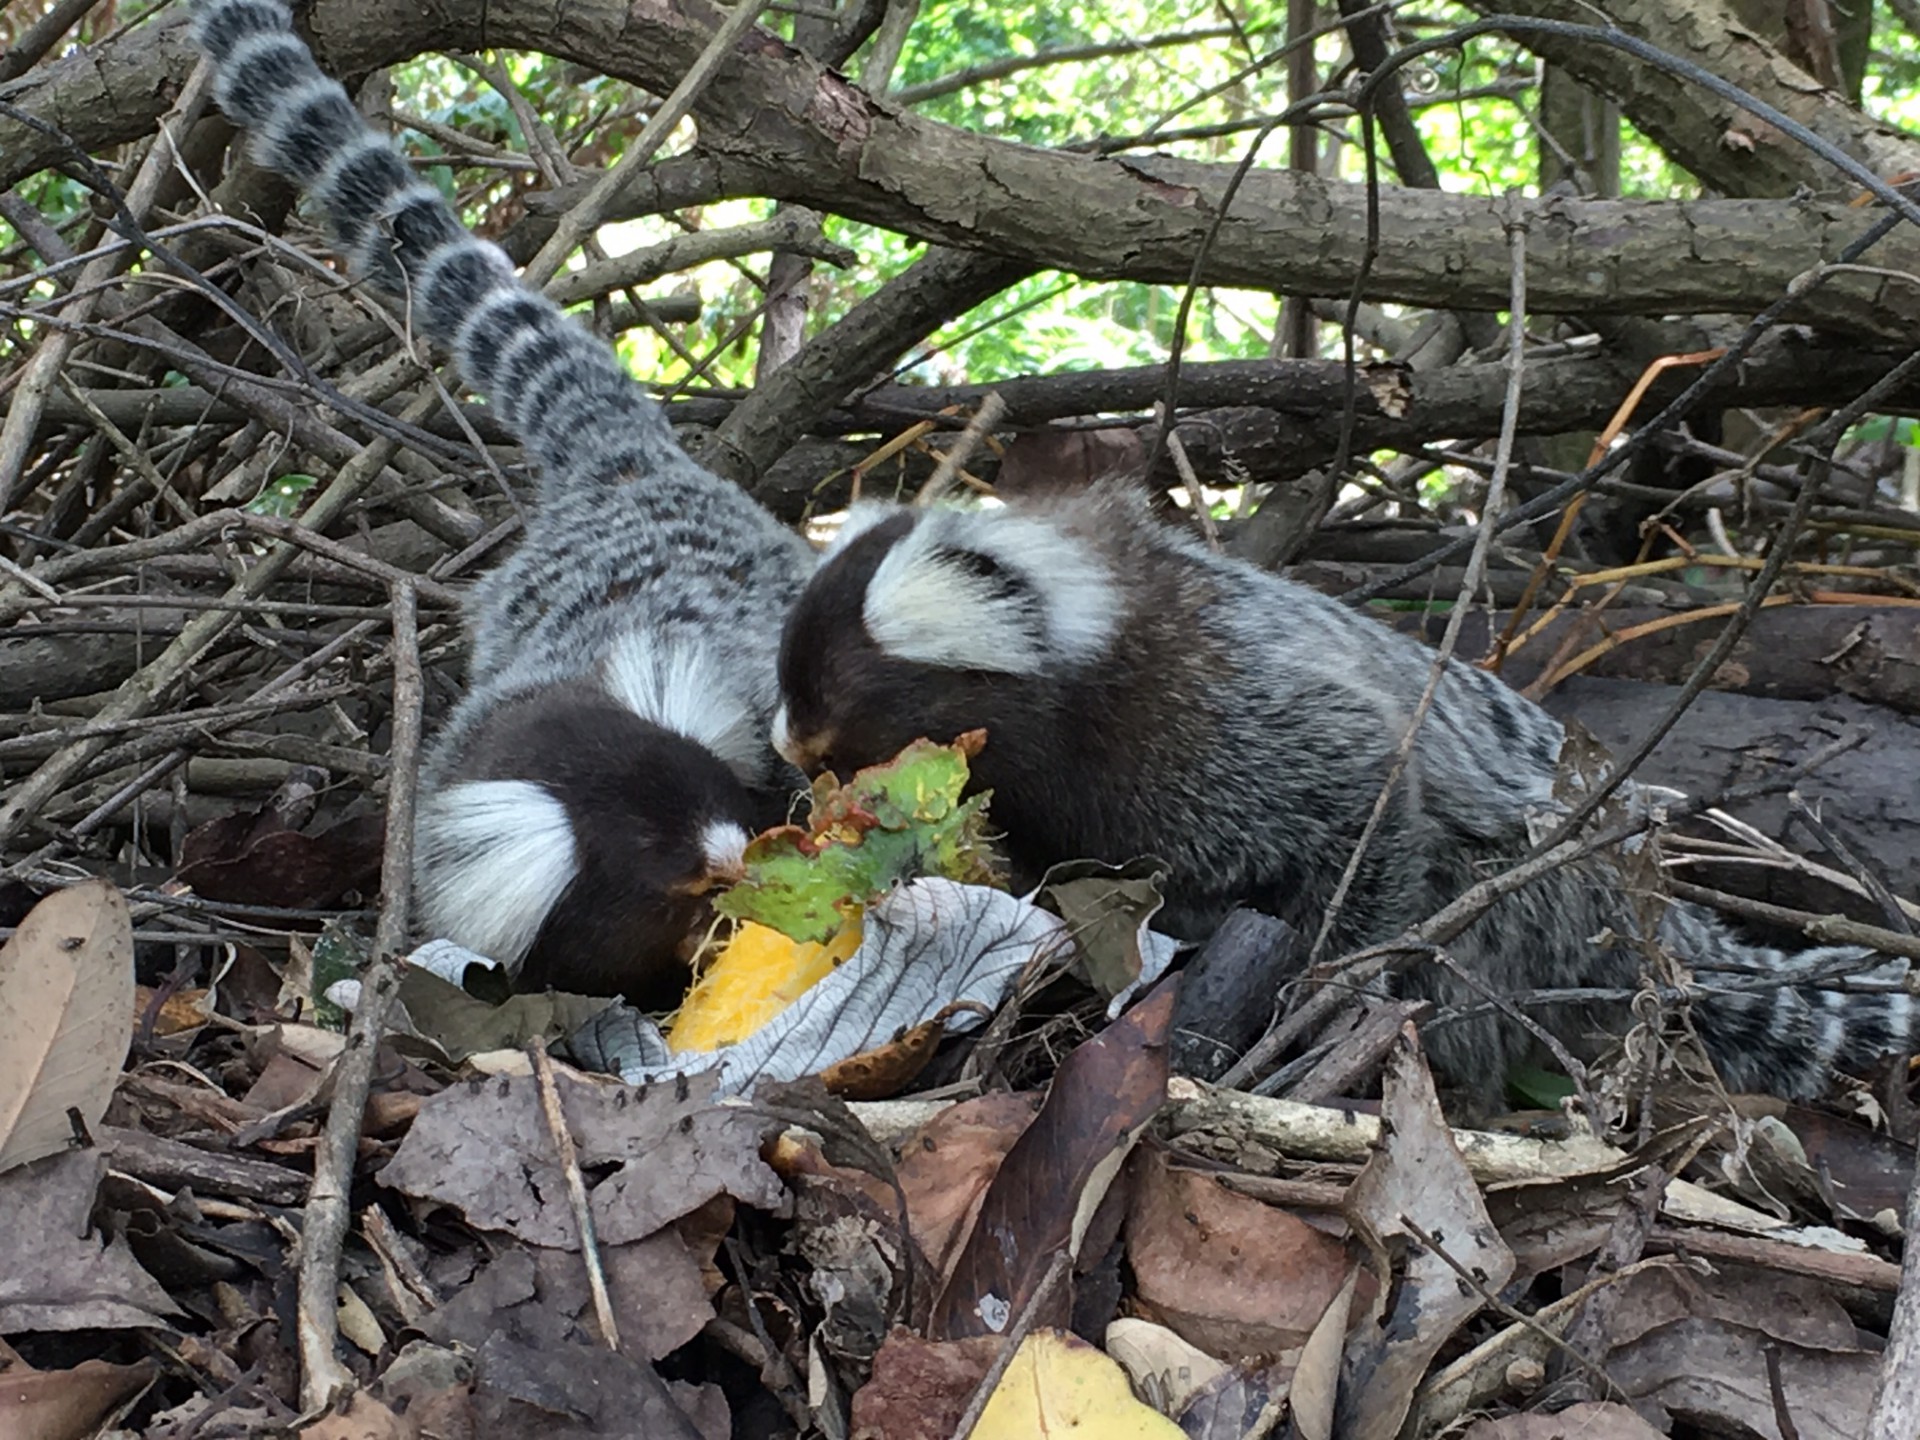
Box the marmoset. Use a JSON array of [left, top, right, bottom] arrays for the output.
[[192, 0, 813, 1004], [774, 486, 1913, 1103]]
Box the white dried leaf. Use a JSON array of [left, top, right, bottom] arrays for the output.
[[621, 879, 1068, 1096]]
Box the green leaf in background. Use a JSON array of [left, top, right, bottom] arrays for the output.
[[1507, 1064, 1577, 1111], [246, 473, 317, 518], [308, 919, 371, 1031], [716, 735, 1002, 942]]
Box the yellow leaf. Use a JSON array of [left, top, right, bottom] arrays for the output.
[[974, 1329, 1186, 1438], [665, 919, 863, 1053]]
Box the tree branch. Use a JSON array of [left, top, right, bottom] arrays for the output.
[[1457, 0, 1920, 197], [11, 1, 1920, 335]]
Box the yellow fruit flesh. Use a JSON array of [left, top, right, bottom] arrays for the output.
[[665, 919, 864, 1053]]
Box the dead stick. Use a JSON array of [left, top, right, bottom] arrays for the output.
[[373, 581, 422, 958], [293, 583, 421, 1410], [529, 1039, 621, 1350], [915, 392, 1007, 506], [1865, 1148, 1920, 1437]]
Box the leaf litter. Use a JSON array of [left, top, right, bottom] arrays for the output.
[[1, 737, 1913, 1438]]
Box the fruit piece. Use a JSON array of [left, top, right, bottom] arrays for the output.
[[716, 735, 1000, 943], [665, 919, 864, 1053]]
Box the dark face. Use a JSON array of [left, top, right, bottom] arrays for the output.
[[775, 514, 986, 781], [454, 684, 762, 1006]]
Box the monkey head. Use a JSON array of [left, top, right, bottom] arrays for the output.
[[413, 682, 759, 1008]]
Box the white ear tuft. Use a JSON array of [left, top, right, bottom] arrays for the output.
[[699, 819, 749, 879], [862, 511, 1119, 674], [414, 780, 578, 968], [827, 500, 910, 555], [602, 630, 763, 783]]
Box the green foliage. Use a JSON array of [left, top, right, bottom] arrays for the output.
[[716, 738, 1000, 943], [1507, 1064, 1577, 1111], [311, 4, 1908, 410], [245, 474, 318, 519]]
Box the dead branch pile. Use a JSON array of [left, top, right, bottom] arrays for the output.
[[5, 0, 1920, 1435]]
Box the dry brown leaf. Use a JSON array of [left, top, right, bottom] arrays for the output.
[[894, 1092, 1042, 1278], [1291, 1264, 1359, 1440], [0, 1355, 157, 1440], [1337, 1024, 1517, 1440], [849, 1331, 999, 1440], [0, 1150, 178, 1331], [298, 1390, 416, 1439], [1586, 1263, 1877, 1439], [932, 984, 1174, 1339], [1103, 1317, 1229, 1416], [380, 1069, 786, 1247], [820, 1012, 947, 1100], [0, 880, 134, 1174], [1126, 1148, 1356, 1361]]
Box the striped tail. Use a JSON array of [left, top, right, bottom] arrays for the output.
[[190, 0, 680, 484]]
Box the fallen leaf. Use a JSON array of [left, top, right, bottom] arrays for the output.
[[390, 963, 619, 1065], [620, 880, 1071, 1098], [1291, 1265, 1358, 1440], [849, 1331, 997, 1440], [1168, 1361, 1289, 1438], [416, 1236, 717, 1365], [1036, 856, 1170, 1001], [1460, 1400, 1667, 1438], [379, 1069, 786, 1247], [1576, 1262, 1877, 1439], [0, 880, 134, 1173], [1103, 1316, 1228, 1415], [933, 984, 1174, 1339], [0, 1355, 157, 1440], [895, 1093, 1043, 1277], [299, 1389, 413, 1438], [1337, 1024, 1516, 1440], [669, 919, 864, 1053], [1125, 1148, 1354, 1360], [469, 1331, 727, 1438], [132, 985, 211, 1038], [0, 1150, 178, 1331], [819, 1012, 948, 1100], [1605, 1319, 1874, 1439]]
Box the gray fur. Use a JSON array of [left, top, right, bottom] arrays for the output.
[[192, 0, 812, 978], [777, 485, 1913, 1106]]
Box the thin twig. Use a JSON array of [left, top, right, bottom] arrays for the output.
[[291, 584, 422, 1407], [950, 1251, 1072, 1440], [1308, 199, 1531, 964], [1157, 404, 1221, 551], [529, 1039, 621, 1349], [522, 0, 780, 289], [916, 393, 1007, 505], [1665, 881, 1920, 963]]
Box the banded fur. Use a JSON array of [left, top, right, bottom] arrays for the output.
[[191, 0, 813, 994], [775, 488, 1914, 1108]]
